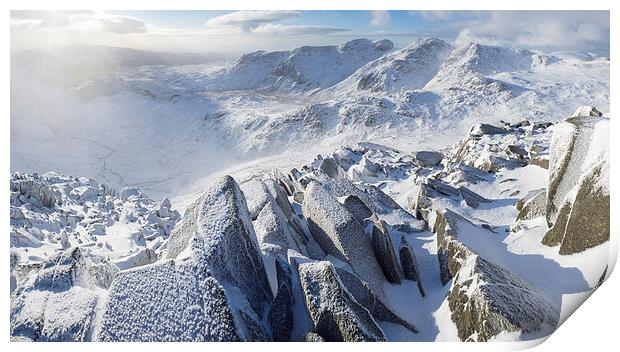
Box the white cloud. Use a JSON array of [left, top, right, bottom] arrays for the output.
[[205, 11, 301, 32], [10, 11, 147, 34], [370, 11, 390, 27], [454, 11, 609, 53], [252, 23, 349, 36]]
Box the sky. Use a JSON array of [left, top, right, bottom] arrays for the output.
[[10, 10, 610, 55]]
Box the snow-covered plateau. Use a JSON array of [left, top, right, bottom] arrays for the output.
[[10, 38, 610, 342]]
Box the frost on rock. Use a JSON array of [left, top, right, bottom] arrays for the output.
[[302, 181, 387, 297], [296, 260, 386, 341], [98, 260, 241, 341], [334, 267, 417, 333], [415, 150, 444, 167], [515, 188, 546, 222], [543, 115, 610, 254], [371, 219, 405, 283], [10, 247, 114, 341], [268, 256, 295, 342], [399, 236, 425, 297], [165, 175, 273, 316], [433, 209, 557, 341]]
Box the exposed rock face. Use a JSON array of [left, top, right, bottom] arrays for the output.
[[10, 248, 116, 341], [99, 176, 273, 341], [515, 188, 546, 221], [342, 195, 373, 225], [399, 237, 425, 297], [296, 261, 386, 341], [468, 123, 508, 137], [319, 157, 344, 179], [572, 105, 603, 117], [302, 181, 387, 296], [433, 209, 557, 341], [415, 151, 444, 167], [371, 219, 405, 283], [412, 178, 490, 222], [166, 176, 273, 315], [543, 116, 609, 254], [334, 267, 417, 333], [301, 332, 325, 342], [98, 260, 241, 341], [268, 257, 294, 342]]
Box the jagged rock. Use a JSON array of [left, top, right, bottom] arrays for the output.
[[342, 194, 372, 225], [433, 209, 557, 341], [302, 181, 387, 296], [239, 178, 273, 220], [318, 157, 344, 179], [254, 201, 300, 255], [415, 151, 444, 167], [334, 267, 417, 333], [529, 157, 549, 169], [98, 260, 241, 341], [543, 116, 609, 254], [10, 248, 115, 341], [264, 178, 294, 220], [515, 188, 546, 221], [572, 105, 603, 117], [468, 123, 508, 137], [412, 178, 490, 221], [507, 144, 528, 158], [301, 332, 325, 342], [165, 176, 273, 319], [119, 187, 141, 201], [296, 260, 386, 341], [399, 237, 425, 297], [268, 257, 294, 342], [371, 219, 404, 283]]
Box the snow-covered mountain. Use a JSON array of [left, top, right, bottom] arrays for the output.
[[205, 38, 394, 92]]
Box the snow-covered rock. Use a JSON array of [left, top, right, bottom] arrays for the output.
[[371, 218, 405, 283], [166, 176, 273, 315], [542, 115, 609, 254], [433, 209, 557, 341], [414, 150, 444, 167], [302, 181, 387, 296], [11, 247, 116, 341], [399, 236, 425, 297], [295, 260, 386, 341]]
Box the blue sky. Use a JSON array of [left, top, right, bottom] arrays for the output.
[[11, 10, 610, 55]]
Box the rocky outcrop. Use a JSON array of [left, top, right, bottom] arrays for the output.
[[468, 123, 508, 137], [268, 257, 294, 342], [98, 260, 241, 341], [412, 178, 491, 222], [166, 176, 273, 314], [296, 260, 386, 341], [433, 209, 557, 341], [99, 176, 273, 341], [334, 267, 417, 333], [302, 181, 387, 296], [342, 195, 373, 225], [11, 248, 116, 341], [415, 151, 444, 167], [371, 219, 405, 283], [542, 115, 609, 254], [399, 237, 425, 297], [515, 188, 546, 221]]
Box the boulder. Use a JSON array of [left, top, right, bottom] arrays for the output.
[[334, 267, 417, 333], [572, 105, 603, 117], [515, 188, 546, 221], [302, 181, 387, 296], [239, 178, 273, 220], [165, 175, 273, 318], [268, 257, 294, 342], [296, 261, 386, 341], [468, 123, 508, 137], [415, 151, 444, 167], [433, 209, 557, 341], [10, 248, 115, 341], [543, 117, 609, 254], [318, 157, 345, 179], [399, 237, 425, 297], [98, 260, 241, 341], [342, 194, 372, 225], [371, 219, 404, 283], [301, 332, 325, 342]]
